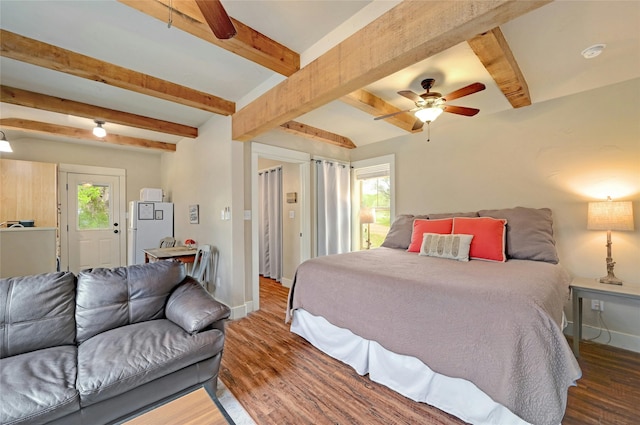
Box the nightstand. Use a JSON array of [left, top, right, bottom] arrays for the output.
[[570, 276, 640, 357]]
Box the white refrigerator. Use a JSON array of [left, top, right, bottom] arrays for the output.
[[128, 201, 174, 265]]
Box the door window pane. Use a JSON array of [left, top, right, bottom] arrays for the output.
[[77, 184, 110, 230]]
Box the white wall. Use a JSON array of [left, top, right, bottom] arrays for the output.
[[161, 115, 246, 317], [351, 78, 640, 351]]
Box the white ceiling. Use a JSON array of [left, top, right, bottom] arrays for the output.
[[0, 0, 639, 151]]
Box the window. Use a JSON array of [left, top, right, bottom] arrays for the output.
[[77, 183, 111, 230], [352, 155, 395, 251]]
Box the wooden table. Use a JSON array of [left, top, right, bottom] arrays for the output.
[[143, 247, 197, 264], [123, 387, 233, 425], [571, 276, 640, 357]]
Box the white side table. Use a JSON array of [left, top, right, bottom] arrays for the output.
[[570, 277, 640, 357]]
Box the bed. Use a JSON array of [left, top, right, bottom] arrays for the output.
[[286, 207, 582, 425]]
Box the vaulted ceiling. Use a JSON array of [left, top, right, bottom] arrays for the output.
[[1, 1, 639, 152]]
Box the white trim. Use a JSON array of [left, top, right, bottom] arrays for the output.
[[251, 143, 310, 312], [565, 321, 640, 353], [229, 303, 249, 320], [59, 163, 125, 176], [281, 277, 293, 288]]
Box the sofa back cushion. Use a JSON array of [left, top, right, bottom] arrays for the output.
[[76, 260, 186, 344], [0, 272, 76, 358]]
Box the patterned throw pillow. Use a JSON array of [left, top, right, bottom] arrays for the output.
[[419, 233, 474, 262]]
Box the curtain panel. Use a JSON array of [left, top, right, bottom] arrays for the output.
[[315, 160, 351, 256], [258, 167, 282, 281]]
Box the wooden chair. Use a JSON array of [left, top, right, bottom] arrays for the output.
[[159, 236, 176, 248]]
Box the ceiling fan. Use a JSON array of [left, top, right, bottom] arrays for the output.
[[374, 78, 486, 138], [194, 0, 236, 39]]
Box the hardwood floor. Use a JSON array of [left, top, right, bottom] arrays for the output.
[[220, 277, 640, 425]]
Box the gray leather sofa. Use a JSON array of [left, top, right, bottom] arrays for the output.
[[0, 260, 230, 425]]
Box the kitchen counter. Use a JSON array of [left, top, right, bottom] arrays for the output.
[[0, 227, 57, 278]]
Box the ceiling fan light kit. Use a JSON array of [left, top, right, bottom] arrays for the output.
[[92, 120, 107, 138], [415, 106, 444, 123], [374, 78, 485, 141]]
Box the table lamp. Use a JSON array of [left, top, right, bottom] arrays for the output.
[[360, 208, 375, 249], [587, 197, 634, 285]]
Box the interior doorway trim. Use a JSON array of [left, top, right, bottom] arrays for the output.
[[251, 143, 310, 312], [58, 163, 126, 272]]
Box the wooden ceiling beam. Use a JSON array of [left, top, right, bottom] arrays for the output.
[[279, 121, 356, 149], [118, 0, 299, 77], [0, 29, 234, 115], [341, 90, 421, 133], [1, 86, 198, 138], [468, 27, 531, 108], [0, 118, 176, 152], [232, 0, 550, 141], [119, 1, 416, 137]]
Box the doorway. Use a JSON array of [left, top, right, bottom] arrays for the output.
[[251, 144, 310, 312], [59, 164, 126, 273]]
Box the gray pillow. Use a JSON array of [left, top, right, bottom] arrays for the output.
[[428, 211, 479, 219], [478, 207, 558, 264], [381, 214, 415, 249]]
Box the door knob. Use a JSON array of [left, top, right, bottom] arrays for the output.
[[114, 229, 119, 234], [114, 223, 119, 226]]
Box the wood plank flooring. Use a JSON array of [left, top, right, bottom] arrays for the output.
[[220, 277, 640, 425]]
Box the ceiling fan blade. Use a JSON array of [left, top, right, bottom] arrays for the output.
[[374, 108, 414, 121], [442, 82, 485, 102], [398, 90, 423, 103], [411, 119, 425, 131], [195, 0, 237, 39], [443, 105, 480, 116]]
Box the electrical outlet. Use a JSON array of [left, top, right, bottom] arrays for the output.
[[591, 300, 604, 311]]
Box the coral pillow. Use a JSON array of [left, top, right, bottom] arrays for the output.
[[407, 218, 453, 252], [453, 217, 507, 262]]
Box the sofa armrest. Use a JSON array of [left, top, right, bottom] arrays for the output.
[[166, 277, 230, 333]]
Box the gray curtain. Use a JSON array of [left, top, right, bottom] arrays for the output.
[[315, 160, 350, 256], [258, 167, 282, 281]]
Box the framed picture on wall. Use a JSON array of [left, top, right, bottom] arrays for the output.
[[189, 205, 199, 224]]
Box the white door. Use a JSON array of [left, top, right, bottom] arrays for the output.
[[64, 173, 123, 273]]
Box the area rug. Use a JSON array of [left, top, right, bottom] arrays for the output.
[[216, 379, 256, 425]]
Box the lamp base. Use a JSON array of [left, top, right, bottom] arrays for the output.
[[599, 274, 623, 285]]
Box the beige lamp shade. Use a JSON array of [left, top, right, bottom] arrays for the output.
[[359, 208, 375, 224], [587, 200, 634, 231]]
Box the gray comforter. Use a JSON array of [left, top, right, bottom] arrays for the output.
[[287, 247, 582, 425]]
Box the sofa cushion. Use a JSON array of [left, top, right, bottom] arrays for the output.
[[0, 346, 79, 425], [76, 260, 186, 344], [77, 319, 224, 406], [0, 272, 76, 358], [166, 278, 231, 333]]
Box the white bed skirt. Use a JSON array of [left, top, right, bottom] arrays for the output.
[[290, 309, 532, 425]]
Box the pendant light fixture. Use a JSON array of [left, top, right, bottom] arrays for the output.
[[0, 131, 13, 153], [93, 120, 107, 138]]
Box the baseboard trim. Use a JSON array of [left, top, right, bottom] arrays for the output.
[[565, 322, 640, 353], [281, 277, 293, 288], [229, 303, 249, 320]]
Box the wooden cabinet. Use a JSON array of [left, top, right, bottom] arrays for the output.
[[0, 159, 58, 228]]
